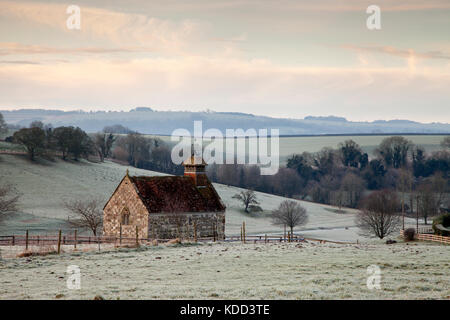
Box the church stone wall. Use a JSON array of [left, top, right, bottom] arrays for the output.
[[148, 212, 225, 240], [103, 176, 149, 239]]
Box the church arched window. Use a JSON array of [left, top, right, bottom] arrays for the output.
[[121, 207, 130, 225]]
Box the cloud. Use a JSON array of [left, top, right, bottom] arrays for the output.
[[0, 56, 448, 122], [0, 42, 156, 56], [0, 60, 40, 65], [0, 1, 206, 53], [1, 1, 449, 122], [342, 45, 450, 61], [116, 0, 450, 12]]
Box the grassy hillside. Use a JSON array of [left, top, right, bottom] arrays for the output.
[[0, 154, 419, 241]]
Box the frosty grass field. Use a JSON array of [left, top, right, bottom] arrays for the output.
[[1, 241, 448, 299]]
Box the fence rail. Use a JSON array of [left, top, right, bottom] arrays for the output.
[[0, 234, 306, 247], [416, 227, 434, 234], [0, 230, 328, 250], [400, 229, 450, 245], [416, 233, 450, 244], [0, 220, 355, 257], [0, 234, 201, 247]]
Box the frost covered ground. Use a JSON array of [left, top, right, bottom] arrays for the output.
[[0, 154, 421, 242], [0, 241, 448, 300]]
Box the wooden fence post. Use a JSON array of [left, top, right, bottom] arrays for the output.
[[57, 230, 62, 254], [12, 235, 15, 246], [25, 230, 29, 250], [119, 224, 122, 245], [243, 221, 246, 244], [213, 222, 216, 242], [135, 226, 139, 246], [193, 221, 197, 243], [37, 235, 39, 245], [416, 196, 419, 232], [265, 234, 267, 244], [74, 230, 77, 249]]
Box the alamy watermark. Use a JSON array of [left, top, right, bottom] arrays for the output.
[[170, 121, 279, 175], [66, 5, 81, 30], [366, 264, 381, 290], [66, 265, 81, 290], [366, 5, 381, 30]]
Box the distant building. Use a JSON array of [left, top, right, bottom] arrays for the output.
[[102, 155, 226, 240]]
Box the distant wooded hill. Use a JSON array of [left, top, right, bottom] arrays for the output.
[[1, 108, 449, 135]]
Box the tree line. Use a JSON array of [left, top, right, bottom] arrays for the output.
[[207, 136, 449, 223], [1, 113, 183, 175], [7, 121, 95, 161]]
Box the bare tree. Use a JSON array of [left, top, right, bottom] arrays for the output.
[[330, 189, 345, 211], [0, 112, 8, 135], [64, 199, 103, 236], [417, 185, 437, 225], [271, 200, 308, 235], [0, 184, 20, 220], [355, 190, 401, 239], [441, 136, 450, 150], [94, 132, 116, 162], [115, 132, 150, 167], [375, 136, 413, 169], [397, 168, 413, 229], [339, 172, 366, 208], [13, 127, 46, 160], [338, 140, 363, 168], [233, 190, 260, 213], [430, 172, 448, 213]]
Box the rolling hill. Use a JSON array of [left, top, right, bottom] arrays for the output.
[[0, 154, 421, 242], [2, 108, 449, 135]]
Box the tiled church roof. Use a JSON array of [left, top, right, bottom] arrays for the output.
[[129, 175, 225, 213]]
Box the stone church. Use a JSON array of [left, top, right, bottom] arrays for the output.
[[102, 155, 226, 240]]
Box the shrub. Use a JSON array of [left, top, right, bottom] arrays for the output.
[[432, 213, 450, 236], [403, 228, 416, 241], [248, 204, 263, 212], [16, 247, 57, 258], [112, 145, 129, 162]]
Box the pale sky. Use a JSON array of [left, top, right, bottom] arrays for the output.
[[0, 0, 449, 122]]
